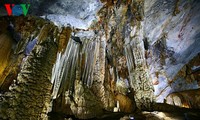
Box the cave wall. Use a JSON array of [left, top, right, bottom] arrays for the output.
[[144, 0, 200, 102], [0, 0, 200, 119]]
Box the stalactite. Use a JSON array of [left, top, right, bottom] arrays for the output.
[[51, 36, 99, 99], [124, 44, 134, 87], [91, 35, 115, 111], [81, 38, 99, 87], [51, 39, 80, 99]]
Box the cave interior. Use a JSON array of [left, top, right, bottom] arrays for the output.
[[0, 0, 200, 120]]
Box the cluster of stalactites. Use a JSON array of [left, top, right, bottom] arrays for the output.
[[51, 39, 80, 99], [81, 38, 99, 87], [51, 37, 99, 99]]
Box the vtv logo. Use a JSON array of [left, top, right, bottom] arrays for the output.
[[4, 4, 30, 16]]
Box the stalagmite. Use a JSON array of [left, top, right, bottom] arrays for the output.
[[0, 18, 58, 120]]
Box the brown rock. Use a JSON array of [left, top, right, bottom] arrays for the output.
[[166, 89, 200, 109], [115, 94, 135, 113], [0, 33, 13, 86]]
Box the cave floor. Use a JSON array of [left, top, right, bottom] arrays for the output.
[[48, 111, 200, 120]]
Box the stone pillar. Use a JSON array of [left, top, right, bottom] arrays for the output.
[[0, 24, 58, 120], [127, 22, 154, 110]]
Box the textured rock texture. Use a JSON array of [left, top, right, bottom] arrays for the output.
[[0, 16, 58, 120], [0, 32, 15, 88], [166, 88, 200, 109], [144, 0, 200, 102], [95, 0, 155, 111], [0, 0, 200, 119], [0, 0, 102, 28]]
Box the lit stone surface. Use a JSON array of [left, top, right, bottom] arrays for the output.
[[0, 0, 200, 119], [144, 0, 200, 102]]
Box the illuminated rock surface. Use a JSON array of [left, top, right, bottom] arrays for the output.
[[0, 0, 200, 120], [0, 17, 58, 120]]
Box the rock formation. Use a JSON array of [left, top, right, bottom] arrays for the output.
[[0, 0, 199, 119]]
